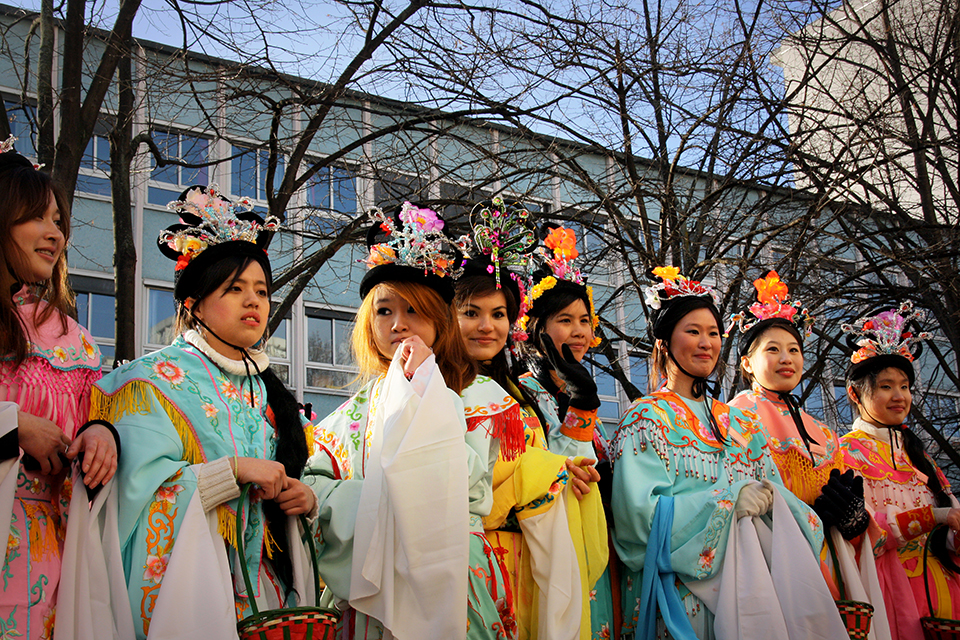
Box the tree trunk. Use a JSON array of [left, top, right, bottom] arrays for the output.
[[110, 28, 136, 364], [37, 0, 55, 165]]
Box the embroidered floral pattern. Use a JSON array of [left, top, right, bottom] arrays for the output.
[[699, 486, 735, 579], [698, 547, 716, 571], [221, 380, 240, 400], [152, 360, 185, 386], [143, 553, 170, 583], [201, 403, 218, 418]]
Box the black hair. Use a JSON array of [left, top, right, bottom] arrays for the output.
[[518, 278, 592, 367], [258, 366, 310, 597], [649, 295, 726, 443], [173, 252, 308, 596], [736, 319, 804, 390]]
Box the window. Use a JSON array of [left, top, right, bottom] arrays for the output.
[[4, 100, 36, 159], [374, 171, 427, 208], [798, 380, 828, 426], [304, 164, 359, 236], [629, 352, 651, 398], [77, 118, 114, 197], [305, 309, 357, 391], [307, 164, 357, 214], [832, 384, 854, 429], [572, 219, 610, 283], [71, 276, 116, 369], [146, 287, 177, 349], [438, 182, 494, 221], [146, 286, 290, 383], [265, 317, 291, 384], [232, 144, 283, 202], [148, 130, 209, 206]]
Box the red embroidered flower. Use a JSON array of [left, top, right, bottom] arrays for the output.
[[153, 360, 185, 385]]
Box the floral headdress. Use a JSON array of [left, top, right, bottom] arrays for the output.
[[728, 271, 815, 354], [519, 224, 601, 347], [842, 302, 930, 366], [1, 134, 45, 170], [643, 266, 721, 311], [359, 201, 467, 303], [157, 184, 278, 301]]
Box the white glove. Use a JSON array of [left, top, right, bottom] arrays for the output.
[[735, 480, 775, 520]]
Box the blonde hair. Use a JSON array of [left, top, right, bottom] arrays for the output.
[[352, 280, 477, 394]]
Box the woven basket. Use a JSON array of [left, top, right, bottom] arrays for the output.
[[826, 535, 874, 640], [836, 600, 874, 640], [236, 485, 340, 640], [920, 525, 960, 640]]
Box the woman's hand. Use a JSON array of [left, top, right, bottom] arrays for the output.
[[275, 477, 317, 515], [18, 410, 70, 475], [66, 424, 118, 487], [398, 335, 433, 379], [231, 457, 287, 501], [565, 457, 601, 501]]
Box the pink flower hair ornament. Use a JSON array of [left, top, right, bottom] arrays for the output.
[[358, 201, 469, 303], [843, 301, 931, 364]]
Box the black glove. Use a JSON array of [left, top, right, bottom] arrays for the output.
[[815, 469, 870, 540], [539, 335, 601, 411]]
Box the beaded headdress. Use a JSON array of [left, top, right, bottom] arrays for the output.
[[729, 271, 815, 356], [842, 302, 930, 383], [459, 197, 537, 333], [644, 266, 721, 310], [1, 135, 44, 170], [519, 224, 601, 346], [359, 201, 467, 303], [644, 266, 723, 344], [157, 184, 278, 301], [468, 196, 537, 289]]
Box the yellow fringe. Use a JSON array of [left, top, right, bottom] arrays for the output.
[[216, 504, 277, 560], [304, 424, 316, 458], [263, 524, 278, 560], [90, 382, 204, 465], [23, 502, 59, 562], [217, 504, 238, 551]]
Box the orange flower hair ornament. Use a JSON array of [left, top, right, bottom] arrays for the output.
[[519, 224, 601, 347], [727, 271, 814, 338], [539, 224, 585, 284]]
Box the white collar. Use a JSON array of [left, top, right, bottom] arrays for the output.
[[852, 416, 904, 450], [183, 329, 270, 376]]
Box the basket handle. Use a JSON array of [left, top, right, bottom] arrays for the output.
[[825, 533, 849, 601], [235, 484, 323, 617]]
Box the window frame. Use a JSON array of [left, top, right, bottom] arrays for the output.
[[304, 306, 359, 394], [70, 274, 117, 370]]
